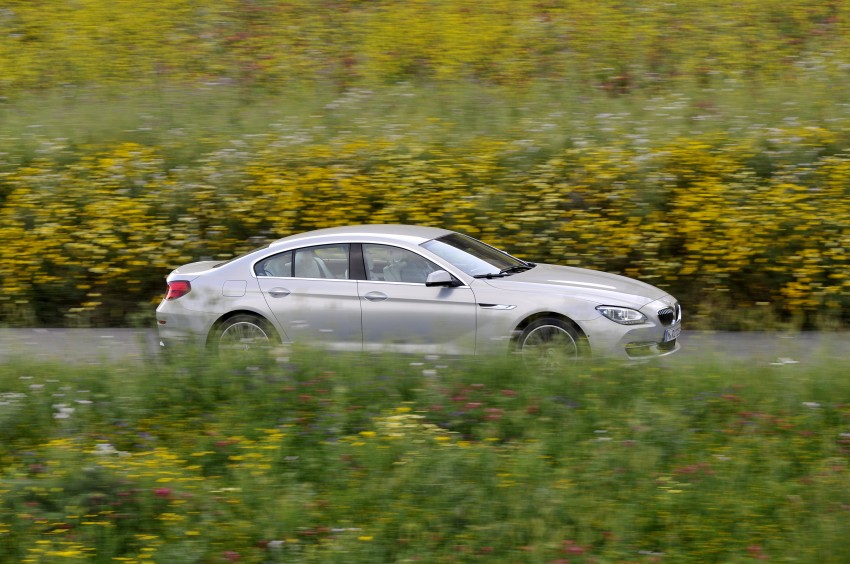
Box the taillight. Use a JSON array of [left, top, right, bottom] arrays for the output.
[[165, 280, 191, 300]]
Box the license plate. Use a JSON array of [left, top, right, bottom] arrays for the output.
[[664, 324, 682, 342]]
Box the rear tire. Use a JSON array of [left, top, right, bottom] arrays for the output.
[[212, 314, 278, 354], [516, 317, 587, 369]]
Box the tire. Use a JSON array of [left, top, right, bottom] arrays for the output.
[[516, 317, 587, 369], [212, 314, 278, 354]]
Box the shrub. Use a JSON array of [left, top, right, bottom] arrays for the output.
[[1, 129, 847, 327]]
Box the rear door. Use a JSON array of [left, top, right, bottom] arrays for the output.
[[256, 244, 362, 351]]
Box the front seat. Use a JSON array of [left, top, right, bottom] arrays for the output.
[[383, 249, 407, 281]]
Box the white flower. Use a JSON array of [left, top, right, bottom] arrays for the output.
[[53, 405, 75, 419], [94, 443, 118, 455], [771, 357, 800, 366]]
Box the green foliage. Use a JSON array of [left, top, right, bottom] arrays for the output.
[[2, 351, 850, 561], [1, 0, 849, 328], [1, 0, 850, 94], [0, 119, 847, 327]]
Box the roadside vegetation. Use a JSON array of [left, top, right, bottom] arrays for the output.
[[1, 349, 850, 562], [0, 0, 848, 329], [1, 4, 848, 561]]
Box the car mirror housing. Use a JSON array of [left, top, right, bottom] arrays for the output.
[[425, 270, 459, 287]]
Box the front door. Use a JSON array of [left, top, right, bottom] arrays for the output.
[[358, 244, 477, 354]]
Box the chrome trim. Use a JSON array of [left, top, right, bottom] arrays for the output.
[[478, 304, 517, 310], [656, 302, 682, 327]]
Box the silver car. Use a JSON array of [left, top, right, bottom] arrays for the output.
[[156, 225, 681, 361]]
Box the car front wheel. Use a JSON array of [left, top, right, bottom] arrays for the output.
[[213, 314, 278, 353], [516, 317, 587, 368]]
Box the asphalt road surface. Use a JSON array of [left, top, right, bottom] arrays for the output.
[[0, 328, 846, 365], [0, 328, 161, 364]]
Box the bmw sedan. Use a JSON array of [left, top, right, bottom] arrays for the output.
[[156, 225, 681, 361]]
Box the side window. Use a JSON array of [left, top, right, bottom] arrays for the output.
[[255, 251, 292, 277], [362, 244, 439, 284], [293, 244, 349, 279]]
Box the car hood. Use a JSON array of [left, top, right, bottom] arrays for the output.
[[480, 264, 669, 308], [167, 260, 223, 279]]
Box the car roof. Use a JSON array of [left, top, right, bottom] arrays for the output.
[[269, 224, 455, 247]]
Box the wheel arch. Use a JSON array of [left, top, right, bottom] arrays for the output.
[[511, 312, 590, 352], [207, 310, 281, 346]]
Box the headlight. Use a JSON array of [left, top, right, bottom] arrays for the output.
[[596, 305, 647, 325]]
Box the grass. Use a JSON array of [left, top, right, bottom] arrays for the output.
[[4, 78, 850, 167], [2, 346, 850, 562]]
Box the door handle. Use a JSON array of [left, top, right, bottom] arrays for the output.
[[364, 291, 388, 302], [268, 287, 291, 298]]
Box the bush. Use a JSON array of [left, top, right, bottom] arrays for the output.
[[1, 0, 849, 94], [0, 129, 847, 327]]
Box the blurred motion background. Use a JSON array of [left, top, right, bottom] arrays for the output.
[[0, 0, 847, 329]]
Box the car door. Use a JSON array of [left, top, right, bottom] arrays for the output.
[[255, 244, 362, 351], [358, 244, 477, 354]]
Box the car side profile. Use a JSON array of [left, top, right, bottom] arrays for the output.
[[156, 225, 681, 362]]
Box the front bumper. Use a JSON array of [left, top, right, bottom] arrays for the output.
[[581, 297, 682, 359], [623, 338, 680, 358]]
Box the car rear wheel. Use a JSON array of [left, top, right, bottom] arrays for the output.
[[517, 317, 586, 369], [213, 314, 278, 353]]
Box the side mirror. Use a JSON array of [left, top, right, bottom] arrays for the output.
[[425, 270, 459, 287]]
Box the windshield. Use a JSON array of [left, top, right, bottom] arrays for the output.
[[421, 233, 529, 276]]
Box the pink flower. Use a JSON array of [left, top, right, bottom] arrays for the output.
[[485, 408, 504, 421], [153, 488, 172, 498], [562, 540, 586, 555], [747, 545, 769, 560]]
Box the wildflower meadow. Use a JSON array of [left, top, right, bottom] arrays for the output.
[[2, 349, 850, 562]]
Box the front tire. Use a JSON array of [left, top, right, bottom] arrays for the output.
[[212, 314, 278, 354], [516, 317, 587, 368]]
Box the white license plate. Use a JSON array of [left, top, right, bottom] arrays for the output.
[[664, 324, 681, 342]]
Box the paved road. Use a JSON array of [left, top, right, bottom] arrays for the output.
[[0, 328, 161, 364], [0, 328, 846, 365], [666, 330, 848, 366]]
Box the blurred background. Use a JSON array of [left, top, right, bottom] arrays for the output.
[[0, 0, 847, 329]]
